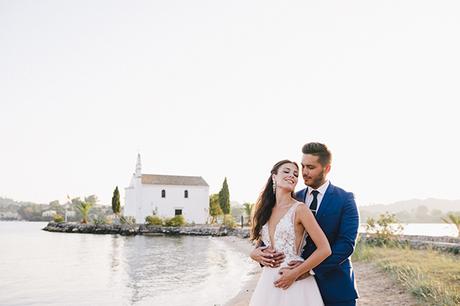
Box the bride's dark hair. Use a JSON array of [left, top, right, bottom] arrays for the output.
[[250, 159, 298, 242]]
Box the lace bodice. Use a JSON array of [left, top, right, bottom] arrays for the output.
[[261, 202, 305, 267]]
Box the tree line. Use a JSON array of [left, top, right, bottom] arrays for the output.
[[208, 177, 255, 227]]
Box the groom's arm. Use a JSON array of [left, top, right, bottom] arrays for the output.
[[313, 192, 359, 276]]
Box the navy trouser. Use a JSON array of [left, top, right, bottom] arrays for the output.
[[326, 300, 356, 306]]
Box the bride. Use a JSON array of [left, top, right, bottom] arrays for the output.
[[249, 159, 331, 306]]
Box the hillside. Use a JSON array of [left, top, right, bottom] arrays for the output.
[[359, 198, 460, 223]]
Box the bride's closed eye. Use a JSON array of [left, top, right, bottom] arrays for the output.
[[284, 170, 298, 177]]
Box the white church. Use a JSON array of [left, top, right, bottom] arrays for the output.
[[124, 154, 210, 224]]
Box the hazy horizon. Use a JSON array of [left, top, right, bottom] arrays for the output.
[[2, 185, 460, 208], [1, 0, 459, 207]]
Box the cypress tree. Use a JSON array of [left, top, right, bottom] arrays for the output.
[[218, 177, 230, 215], [112, 186, 121, 215]]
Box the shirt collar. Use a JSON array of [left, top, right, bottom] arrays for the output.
[[309, 180, 330, 195]]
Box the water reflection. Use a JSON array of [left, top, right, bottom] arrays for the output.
[[121, 236, 214, 304], [110, 235, 122, 270], [0, 223, 253, 306]]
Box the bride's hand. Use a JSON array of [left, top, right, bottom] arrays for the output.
[[250, 246, 285, 267], [274, 267, 300, 290]]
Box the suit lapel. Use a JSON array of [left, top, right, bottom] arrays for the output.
[[316, 183, 336, 220], [302, 187, 308, 203], [296, 187, 308, 203]]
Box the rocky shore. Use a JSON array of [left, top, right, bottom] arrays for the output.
[[42, 221, 250, 238], [43, 222, 459, 251]]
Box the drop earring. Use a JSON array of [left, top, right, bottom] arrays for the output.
[[272, 180, 276, 194]]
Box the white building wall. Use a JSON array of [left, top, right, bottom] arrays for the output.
[[124, 186, 136, 218], [124, 175, 144, 222], [124, 180, 209, 224], [140, 184, 209, 224], [42, 210, 57, 217]]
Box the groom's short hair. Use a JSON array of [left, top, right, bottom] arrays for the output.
[[302, 142, 332, 166]]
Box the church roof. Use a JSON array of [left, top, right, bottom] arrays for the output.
[[141, 174, 209, 187]]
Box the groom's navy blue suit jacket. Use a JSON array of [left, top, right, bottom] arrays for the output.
[[295, 183, 359, 305]]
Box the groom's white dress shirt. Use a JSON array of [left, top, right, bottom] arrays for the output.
[[306, 180, 330, 212]]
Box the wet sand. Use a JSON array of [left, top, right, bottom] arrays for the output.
[[219, 236, 260, 306]]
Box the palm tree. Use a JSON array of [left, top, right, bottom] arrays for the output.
[[442, 213, 460, 237], [76, 201, 93, 224]]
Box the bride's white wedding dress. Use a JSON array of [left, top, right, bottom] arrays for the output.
[[249, 203, 324, 306]]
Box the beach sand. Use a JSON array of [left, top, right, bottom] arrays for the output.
[[221, 236, 418, 306], [219, 236, 260, 306]]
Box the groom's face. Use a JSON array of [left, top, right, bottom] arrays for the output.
[[301, 154, 330, 189]]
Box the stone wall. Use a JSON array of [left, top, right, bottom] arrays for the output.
[[43, 223, 459, 254], [359, 233, 460, 254], [43, 222, 250, 238]]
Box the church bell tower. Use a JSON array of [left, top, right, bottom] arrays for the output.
[[135, 153, 142, 178]]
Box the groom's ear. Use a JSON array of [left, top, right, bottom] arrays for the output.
[[324, 164, 331, 175]]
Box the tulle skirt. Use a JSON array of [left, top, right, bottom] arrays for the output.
[[249, 266, 324, 306]]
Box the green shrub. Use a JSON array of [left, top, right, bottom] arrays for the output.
[[366, 212, 403, 246], [223, 214, 237, 228], [352, 239, 374, 261], [92, 216, 110, 225], [164, 215, 185, 227], [53, 214, 64, 223], [120, 216, 136, 225], [145, 215, 163, 226]]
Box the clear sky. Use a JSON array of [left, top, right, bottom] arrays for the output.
[[1, 0, 459, 207]]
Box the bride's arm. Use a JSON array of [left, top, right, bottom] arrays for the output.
[[274, 205, 331, 289]]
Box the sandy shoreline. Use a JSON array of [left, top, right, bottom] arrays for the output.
[[219, 236, 260, 306]]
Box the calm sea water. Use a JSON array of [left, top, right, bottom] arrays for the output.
[[0, 222, 254, 306]]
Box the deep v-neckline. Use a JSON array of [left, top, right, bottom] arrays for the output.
[[268, 203, 296, 249]]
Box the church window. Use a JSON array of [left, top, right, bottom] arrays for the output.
[[184, 190, 188, 198], [161, 190, 166, 198], [175, 209, 182, 216]]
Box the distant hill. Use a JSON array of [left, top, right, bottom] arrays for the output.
[[360, 198, 460, 214], [229, 198, 460, 223], [0, 196, 43, 207], [359, 198, 460, 223], [0, 195, 111, 221]]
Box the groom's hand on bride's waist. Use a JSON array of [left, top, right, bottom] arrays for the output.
[[281, 260, 311, 281], [250, 246, 285, 267]]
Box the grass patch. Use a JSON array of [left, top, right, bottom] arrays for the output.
[[353, 241, 460, 306]]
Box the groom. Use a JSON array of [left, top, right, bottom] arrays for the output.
[[251, 142, 359, 306]]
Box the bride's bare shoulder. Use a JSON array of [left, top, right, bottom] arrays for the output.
[[294, 201, 308, 211]]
